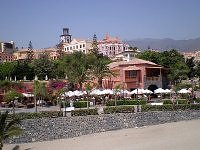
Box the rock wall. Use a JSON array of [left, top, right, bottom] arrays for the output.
[[9, 110, 200, 143]]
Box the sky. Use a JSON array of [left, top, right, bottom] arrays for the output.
[[0, 0, 200, 49]]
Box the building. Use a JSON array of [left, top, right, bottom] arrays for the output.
[[0, 52, 16, 63], [58, 28, 92, 54], [14, 47, 60, 61], [0, 41, 16, 53], [98, 34, 129, 58], [182, 51, 200, 62], [63, 38, 92, 54], [103, 58, 168, 91]]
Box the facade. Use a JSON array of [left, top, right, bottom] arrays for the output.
[[59, 28, 92, 54], [0, 52, 16, 63], [0, 41, 16, 53], [63, 38, 92, 54], [181, 51, 200, 62], [98, 34, 129, 58], [103, 58, 168, 91], [14, 47, 60, 61]]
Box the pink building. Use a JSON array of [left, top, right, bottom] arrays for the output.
[[103, 58, 168, 91], [98, 34, 129, 58]]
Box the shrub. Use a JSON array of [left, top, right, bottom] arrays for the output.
[[73, 101, 88, 108], [176, 99, 188, 105], [104, 106, 135, 114], [141, 104, 200, 112], [8, 111, 63, 120], [163, 100, 173, 105], [105, 100, 146, 106], [71, 108, 98, 116], [194, 98, 200, 103]]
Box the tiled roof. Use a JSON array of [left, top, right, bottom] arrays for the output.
[[108, 58, 160, 69], [123, 66, 141, 71]]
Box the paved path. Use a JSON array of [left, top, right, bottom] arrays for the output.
[[4, 119, 200, 150]]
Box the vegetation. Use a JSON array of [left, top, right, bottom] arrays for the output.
[[73, 101, 89, 108], [0, 111, 23, 150], [105, 100, 147, 106], [3, 90, 23, 103], [137, 49, 191, 84]]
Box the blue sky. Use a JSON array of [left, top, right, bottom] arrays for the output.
[[0, 0, 200, 48]]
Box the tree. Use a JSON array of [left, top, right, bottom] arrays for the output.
[[137, 50, 161, 64], [186, 57, 196, 79], [62, 51, 91, 90], [90, 53, 113, 89], [0, 62, 15, 80], [3, 90, 23, 103], [33, 80, 48, 112], [0, 111, 23, 150], [33, 52, 56, 80], [90, 34, 99, 55], [26, 41, 34, 62]]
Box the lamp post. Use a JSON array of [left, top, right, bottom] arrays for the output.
[[34, 75, 38, 112]]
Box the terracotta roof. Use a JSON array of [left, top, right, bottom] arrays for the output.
[[108, 58, 160, 69], [123, 66, 141, 71]]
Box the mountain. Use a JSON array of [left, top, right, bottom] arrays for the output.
[[125, 38, 200, 51]]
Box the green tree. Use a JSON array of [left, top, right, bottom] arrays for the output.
[[90, 53, 113, 89], [33, 52, 56, 80], [13, 61, 34, 80], [33, 80, 48, 112], [3, 90, 23, 103], [62, 51, 91, 90], [0, 111, 23, 150], [186, 57, 196, 79], [137, 50, 161, 64], [0, 62, 15, 80]]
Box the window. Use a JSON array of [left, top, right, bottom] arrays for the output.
[[76, 45, 78, 49], [80, 45, 82, 48], [73, 46, 75, 49], [125, 70, 137, 78], [67, 47, 69, 50], [83, 44, 85, 48], [70, 47, 72, 50]]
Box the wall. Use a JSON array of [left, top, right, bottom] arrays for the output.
[[8, 110, 200, 144]]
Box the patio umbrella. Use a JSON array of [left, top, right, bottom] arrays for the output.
[[178, 89, 191, 94], [154, 88, 165, 94], [130, 89, 144, 95]]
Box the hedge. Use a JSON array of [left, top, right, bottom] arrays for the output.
[[104, 105, 135, 114], [141, 104, 200, 112], [105, 100, 146, 106], [8, 111, 63, 120], [71, 108, 98, 116], [73, 101, 89, 108]]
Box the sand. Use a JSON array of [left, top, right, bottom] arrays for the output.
[[4, 119, 200, 150]]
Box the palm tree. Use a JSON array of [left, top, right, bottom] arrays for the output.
[[62, 51, 91, 90], [34, 80, 48, 112], [90, 54, 113, 89], [0, 111, 23, 150]]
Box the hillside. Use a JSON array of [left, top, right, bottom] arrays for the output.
[[125, 38, 200, 51]]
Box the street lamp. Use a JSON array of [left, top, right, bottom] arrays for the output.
[[34, 75, 38, 112]]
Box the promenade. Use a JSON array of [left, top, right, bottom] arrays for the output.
[[4, 119, 200, 150]]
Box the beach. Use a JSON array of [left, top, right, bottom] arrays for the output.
[[4, 119, 200, 150]]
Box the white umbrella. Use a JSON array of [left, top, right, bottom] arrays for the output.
[[163, 89, 171, 93], [178, 89, 191, 94], [143, 89, 153, 94], [22, 93, 34, 97], [130, 89, 144, 95], [103, 89, 114, 95], [154, 88, 165, 94]]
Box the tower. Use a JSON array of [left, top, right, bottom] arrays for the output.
[[60, 28, 72, 43]]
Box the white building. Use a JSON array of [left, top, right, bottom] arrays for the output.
[[63, 38, 92, 54], [98, 34, 129, 58]]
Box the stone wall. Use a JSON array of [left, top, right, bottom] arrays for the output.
[[9, 110, 200, 143]]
